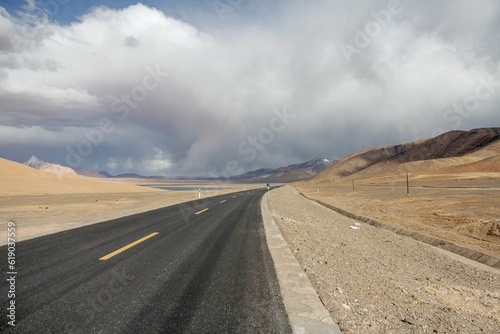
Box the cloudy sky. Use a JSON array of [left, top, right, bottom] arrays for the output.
[[1, 0, 499, 176]]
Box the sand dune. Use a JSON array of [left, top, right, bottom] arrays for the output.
[[0, 158, 158, 196]]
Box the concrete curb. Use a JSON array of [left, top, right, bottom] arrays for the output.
[[298, 191, 500, 270], [261, 192, 342, 334]]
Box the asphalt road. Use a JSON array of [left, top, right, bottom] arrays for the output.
[[0, 189, 292, 333]]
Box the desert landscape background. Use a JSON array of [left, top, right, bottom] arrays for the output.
[[1, 127, 499, 256], [1, 127, 499, 332], [269, 186, 499, 333], [295, 128, 500, 259], [2, 2, 500, 332], [0, 157, 255, 245], [266, 128, 500, 332]]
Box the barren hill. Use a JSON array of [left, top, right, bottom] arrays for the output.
[[396, 128, 500, 163], [434, 154, 500, 174], [315, 128, 500, 181], [0, 157, 159, 196], [319, 142, 421, 178], [73, 167, 108, 178]]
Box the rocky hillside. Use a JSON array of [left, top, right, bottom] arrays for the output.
[[315, 128, 500, 181], [396, 128, 500, 163], [319, 142, 422, 178]]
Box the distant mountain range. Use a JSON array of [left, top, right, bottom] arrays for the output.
[[73, 168, 108, 178], [98, 172, 145, 178], [94, 171, 214, 180], [21, 155, 333, 182], [313, 127, 500, 181], [20, 127, 500, 183], [231, 158, 334, 182], [90, 158, 334, 182]]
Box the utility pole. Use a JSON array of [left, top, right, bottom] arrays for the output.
[[352, 178, 355, 191], [406, 173, 410, 195]]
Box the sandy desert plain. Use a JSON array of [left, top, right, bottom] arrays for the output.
[[297, 174, 500, 259], [0, 158, 257, 245]]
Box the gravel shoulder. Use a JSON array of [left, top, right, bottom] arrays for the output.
[[298, 180, 500, 258], [268, 185, 500, 333]]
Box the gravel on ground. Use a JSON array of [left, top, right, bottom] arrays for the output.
[[268, 185, 500, 334]]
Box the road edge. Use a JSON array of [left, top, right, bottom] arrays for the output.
[[0, 189, 249, 246], [261, 192, 342, 334]]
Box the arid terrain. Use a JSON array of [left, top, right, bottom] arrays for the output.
[[315, 129, 500, 181], [1, 127, 499, 333], [302, 128, 500, 259], [0, 158, 252, 244], [269, 185, 500, 333], [298, 176, 500, 259], [0, 189, 241, 245], [267, 129, 500, 332]]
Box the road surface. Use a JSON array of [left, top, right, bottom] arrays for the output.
[[1, 189, 291, 333]]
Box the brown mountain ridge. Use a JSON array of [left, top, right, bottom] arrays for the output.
[[315, 127, 500, 181]]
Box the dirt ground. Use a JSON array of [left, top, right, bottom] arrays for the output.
[[297, 178, 500, 258], [269, 185, 500, 333], [0, 184, 252, 245]]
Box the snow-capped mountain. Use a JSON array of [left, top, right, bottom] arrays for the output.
[[23, 156, 78, 176]]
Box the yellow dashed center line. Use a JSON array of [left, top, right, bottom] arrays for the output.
[[220, 200, 227, 203], [195, 208, 209, 215], [99, 232, 159, 261]]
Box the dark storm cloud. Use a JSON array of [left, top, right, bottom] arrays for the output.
[[0, 0, 499, 175]]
